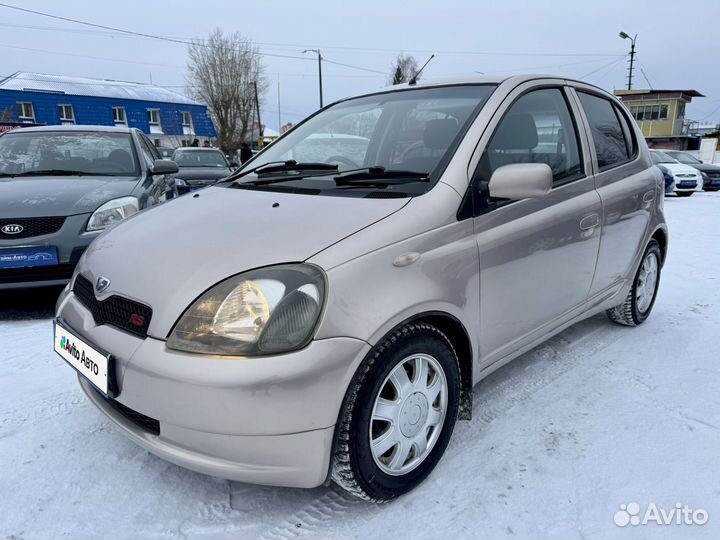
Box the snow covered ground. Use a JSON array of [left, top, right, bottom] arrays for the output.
[[1, 192, 719, 540]]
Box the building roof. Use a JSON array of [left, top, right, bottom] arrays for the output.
[[0, 71, 201, 105], [615, 89, 704, 98]]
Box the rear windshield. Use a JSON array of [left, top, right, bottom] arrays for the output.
[[173, 150, 228, 167], [0, 130, 139, 177]]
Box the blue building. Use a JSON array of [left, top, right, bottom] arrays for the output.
[[0, 71, 216, 147]]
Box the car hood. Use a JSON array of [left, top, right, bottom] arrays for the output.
[[174, 167, 232, 182], [659, 163, 700, 176], [0, 176, 140, 218], [687, 162, 720, 174], [78, 186, 409, 337]]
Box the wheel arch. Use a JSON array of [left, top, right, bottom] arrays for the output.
[[650, 226, 668, 265], [362, 311, 474, 421]]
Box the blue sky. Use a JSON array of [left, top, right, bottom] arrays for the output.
[[1, 0, 718, 131]]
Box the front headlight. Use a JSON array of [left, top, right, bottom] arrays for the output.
[[167, 264, 326, 356], [86, 196, 139, 231], [174, 177, 187, 187]]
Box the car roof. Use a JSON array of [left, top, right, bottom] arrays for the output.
[[6, 124, 134, 134], [336, 74, 616, 108], [173, 147, 223, 152]]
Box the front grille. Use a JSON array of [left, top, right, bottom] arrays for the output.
[[0, 216, 65, 239], [706, 171, 720, 179], [104, 395, 160, 435], [73, 274, 152, 337], [675, 173, 696, 178], [0, 263, 75, 284], [678, 181, 697, 188]]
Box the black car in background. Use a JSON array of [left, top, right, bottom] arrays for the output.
[[664, 151, 720, 191], [171, 147, 237, 194], [0, 125, 178, 289]]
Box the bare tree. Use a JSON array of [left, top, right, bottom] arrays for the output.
[[388, 54, 420, 85], [186, 29, 268, 153]]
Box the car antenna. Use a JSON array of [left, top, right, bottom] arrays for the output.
[[408, 54, 435, 86]]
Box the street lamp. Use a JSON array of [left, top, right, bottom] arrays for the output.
[[302, 48, 323, 108], [619, 31, 637, 90]]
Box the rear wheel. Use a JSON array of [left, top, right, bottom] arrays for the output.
[[332, 322, 460, 501], [607, 240, 662, 326], [676, 191, 694, 197]]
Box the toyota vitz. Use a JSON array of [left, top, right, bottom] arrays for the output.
[[55, 75, 667, 501]]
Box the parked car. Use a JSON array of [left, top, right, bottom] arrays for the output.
[[171, 147, 237, 194], [659, 166, 676, 195], [649, 150, 702, 196], [157, 146, 175, 159], [0, 125, 178, 289], [55, 75, 666, 501], [663, 150, 720, 191]]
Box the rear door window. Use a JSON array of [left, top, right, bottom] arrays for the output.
[[577, 91, 630, 171]]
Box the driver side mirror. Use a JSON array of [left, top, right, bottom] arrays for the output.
[[488, 163, 552, 200], [150, 159, 179, 175]]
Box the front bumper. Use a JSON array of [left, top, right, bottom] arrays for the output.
[[0, 214, 94, 289], [57, 290, 371, 487]]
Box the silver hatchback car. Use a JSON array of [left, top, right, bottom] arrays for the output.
[[55, 75, 667, 501]]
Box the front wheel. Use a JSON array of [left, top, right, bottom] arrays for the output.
[[607, 240, 662, 326], [332, 323, 460, 501]]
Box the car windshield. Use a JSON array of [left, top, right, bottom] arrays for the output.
[[0, 130, 139, 177], [173, 150, 227, 167], [230, 85, 496, 196], [668, 152, 701, 165], [650, 151, 677, 164]]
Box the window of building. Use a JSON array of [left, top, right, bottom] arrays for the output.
[[182, 111, 193, 127], [17, 102, 35, 121], [577, 91, 630, 171], [113, 107, 127, 124], [58, 104, 75, 123], [629, 103, 669, 122], [147, 109, 160, 125]]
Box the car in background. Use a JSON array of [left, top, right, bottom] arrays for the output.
[[171, 147, 237, 194], [0, 125, 178, 289], [157, 146, 175, 159], [663, 150, 720, 191], [649, 150, 702, 196]]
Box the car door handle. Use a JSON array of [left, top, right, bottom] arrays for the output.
[[579, 214, 600, 231]]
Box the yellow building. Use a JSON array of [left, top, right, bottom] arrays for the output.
[[614, 89, 703, 149]]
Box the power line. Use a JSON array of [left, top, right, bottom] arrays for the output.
[[0, 2, 310, 62], [0, 4, 623, 63]]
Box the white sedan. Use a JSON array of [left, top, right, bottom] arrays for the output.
[[650, 150, 703, 197]]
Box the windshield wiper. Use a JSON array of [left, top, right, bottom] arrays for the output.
[[333, 167, 430, 186], [226, 160, 338, 184]]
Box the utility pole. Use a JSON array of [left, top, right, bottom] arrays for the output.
[[619, 32, 637, 90], [253, 80, 262, 140], [277, 75, 281, 134], [302, 48, 323, 108]]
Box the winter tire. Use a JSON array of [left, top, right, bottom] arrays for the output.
[[332, 322, 461, 501], [607, 239, 662, 326]]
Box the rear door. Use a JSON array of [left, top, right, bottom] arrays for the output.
[[570, 87, 657, 297], [468, 81, 602, 366]]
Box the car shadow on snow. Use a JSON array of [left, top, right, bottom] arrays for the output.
[[0, 285, 63, 321]]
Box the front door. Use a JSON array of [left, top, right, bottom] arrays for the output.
[[469, 85, 602, 366]]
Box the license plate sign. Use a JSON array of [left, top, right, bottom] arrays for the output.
[[54, 320, 112, 396], [0, 246, 58, 269]]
